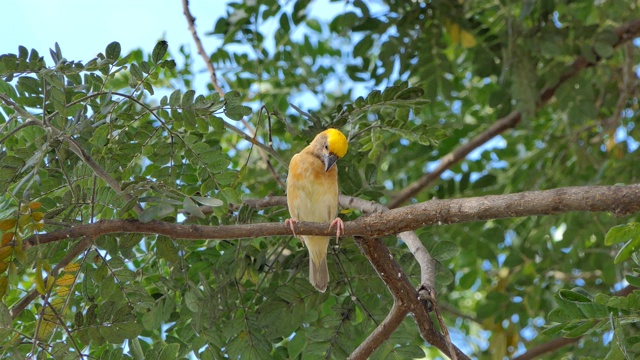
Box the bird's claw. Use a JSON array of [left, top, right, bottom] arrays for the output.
[[329, 217, 345, 243], [285, 218, 298, 237]]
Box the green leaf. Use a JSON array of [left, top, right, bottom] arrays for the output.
[[139, 204, 174, 223], [279, 13, 291, 33], [605, 223, 640, 245], [625, 274, 640, 288], [200, 150, 231, 171], [563, 319, 596, 338], [394, 86, 424, 100], [130, 338, 145, 360], [288, 332, 307, 359], [192, 196, 224, 207], [169, 89, 181, 107], [113, 321, 144, 339], [152, 40, 168, 63], [0, 302, 12, 337], [105, 41, 121, 61], [390, 344, 425, 358], [142, 304, 162, 330], [158, 343, 180, 360], [98, 300, 116, 323], [605, 223, 640, 264], [275, 286, 302, 303], [182, 89, 195, 108], [382, 85, 402, 101], [224, 90, 242, 106], [614, 237, 640, 264], [74, 311, 84, 328], [224, 105, 252, 120], [156, 236, 180, 263], [430, 241, 460, 261], [353, 36, 373, 58], [130, 63, 144, 82], [183, 196, 206, 219], [112, 305, 135, 323], [366, 90, 382, 105]]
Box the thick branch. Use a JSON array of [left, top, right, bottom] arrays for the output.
[[349, 303, 409, 360], [388, 111, 521, 208], [388, 18, 640, 208], [337, 195, 436, 290], [353, 237, 469, 359], [23, 184, 640, 247]]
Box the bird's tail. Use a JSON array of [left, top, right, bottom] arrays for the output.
[[304, 236, 330, 292]]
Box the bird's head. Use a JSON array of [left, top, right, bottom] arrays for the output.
[[313, 128, 348, 172]]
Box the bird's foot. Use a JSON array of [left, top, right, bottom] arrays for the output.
[[285, 218, 298, 237], [329, 217, 345, 243]]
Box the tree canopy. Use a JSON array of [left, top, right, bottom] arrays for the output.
[[1, 0, 640, 359]]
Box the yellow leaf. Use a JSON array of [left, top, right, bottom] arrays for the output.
[[0, 261, 8, 274], [606, 135, 616, 152], [35, 262, 46, 295], [18, 214, 31, 227], [56, 286, 70, 297], [445, 19, 461, 45], [12, 245, 25, 263], [0, 219, 16, 231], [46, 276, 55, 292], [460, 29, 477, 48], [0, 276, 7, 298], [28, 201, 42, 210], [0, 247, 12, 262], [35, 223, 45, 231], [55, 274, 76, 287], [1, 232, 13, 246], [64, 262, 81, 272], [31, 212, 44, 222], [36, 320, 56, 340], [50, 297, 65, 310]]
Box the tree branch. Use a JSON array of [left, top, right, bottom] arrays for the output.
[[388, 18, 640, 208], [353, 236, 469, 359], [22, 184, 640, 247], [0, 118, 39, 145], [338, 195, 437, 303], [348, 303, 409, 360], [182, 0, 225, 97], [511, 337, 579, 360]]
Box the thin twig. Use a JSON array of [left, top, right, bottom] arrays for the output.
[[182, 0, 225, 97], [0, 93, 144, 215], [511, 337, 579, 360], [10, 237, 93, 319]]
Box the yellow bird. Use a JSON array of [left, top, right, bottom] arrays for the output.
[[286, 129, 348, 292]]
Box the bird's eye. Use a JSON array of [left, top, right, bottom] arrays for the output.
[[324, 143, 329, 150]]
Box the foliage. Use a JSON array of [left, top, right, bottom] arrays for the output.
[[0, 0, 640, 359]]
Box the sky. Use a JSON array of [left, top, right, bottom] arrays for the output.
[[1, 0, 227, 93]]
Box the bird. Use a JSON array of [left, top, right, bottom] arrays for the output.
[[285, 128, 348, 292]]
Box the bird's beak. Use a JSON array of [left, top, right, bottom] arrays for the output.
[[324, 153, 339, 172]]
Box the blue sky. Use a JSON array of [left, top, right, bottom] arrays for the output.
[[1, 0, 226, 92]]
